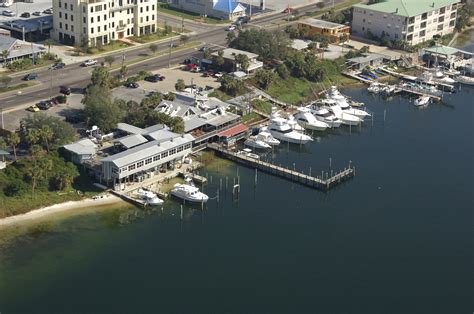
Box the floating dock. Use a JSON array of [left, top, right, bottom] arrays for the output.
[[207, 144, 355, 191]]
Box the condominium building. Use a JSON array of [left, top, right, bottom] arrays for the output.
[[351, 0, 461, 46], [52, 0, 158, 46]]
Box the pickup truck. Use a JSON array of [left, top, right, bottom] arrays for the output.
[[81, 59, 97, 67]]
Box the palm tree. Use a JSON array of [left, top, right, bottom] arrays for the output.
[[149, 43, 158, 55], [39, 125, 54, 153], [44, 39, 54, 54], [1, 49, 10, 66], [26, 128, 40, 147], [104, 55, 115, 67], [5, 132, 20, 160]]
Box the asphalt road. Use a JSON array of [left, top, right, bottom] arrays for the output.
[[0, 0, 347, 111]]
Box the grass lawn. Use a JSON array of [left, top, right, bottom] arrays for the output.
[[87, 41, 131, 55], [208, 89, 233, 101], [308, 0, 362, 17], [129, 32, 176, 44], [252, 99, 273, 114], [241, 112, 262, 125], [158, 4, 228, 24], [0, 82, 35, 95]]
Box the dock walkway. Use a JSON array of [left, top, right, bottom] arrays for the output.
[[207, 144, 355, 191]]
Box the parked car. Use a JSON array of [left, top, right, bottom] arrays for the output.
[[27, 105, 40, 112], [144, 74, 163, 83], [23, 73, 38, 81], [20, 12, 30, 18], [36, 101, 51, 110], [81, 59, 97, 67], [226, 25, 236, 31], [214, 72, 223, 78], [2, 9, 15, 16], [43, 8, 53, 14], [60, 86, 71, 95], [282, 7, 295, 13], [51, 62, 66, 70], [32, 11, 41, 16], [125, 82, 139, 88]]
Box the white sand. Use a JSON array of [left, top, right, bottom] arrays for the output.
[[0, 194, 124, 229]]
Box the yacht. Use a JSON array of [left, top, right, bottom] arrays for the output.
[[287, 115, 305, 132], [368, 82, 384, 93], [293, 107, 329, 131], [136, 189, 164, 206], [244, 136, 271, 150], [326, 86, 371, 119], [308, 105, 342, 128], [455, 75, 474, 85], [241, 148, 260, 159], [414, 96, 430, 107], [256, 130, 280, 146], [267, 117, 313, 144], [318, 99, 362, 126], [171, 182, 209, 203]]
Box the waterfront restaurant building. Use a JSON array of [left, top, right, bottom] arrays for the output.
[[297, 18, 350, 43], [101, 134, 194, 188], [351, 0, 460, 46]]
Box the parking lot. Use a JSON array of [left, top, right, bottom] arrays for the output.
[[113, 66, 221, 103], [0, 0, 52, 22]]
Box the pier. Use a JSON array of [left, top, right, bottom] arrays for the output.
[[207, 144, 355, 191]]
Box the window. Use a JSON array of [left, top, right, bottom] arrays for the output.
[[161, 151, 168, 158], [437, 23, 444, 31], [137, 161, 144, 168], [83, 7, 85, 13], [146, 16, 149, 22], [438, 16, 445, 23], [146, 5, 149, 11], [127, 18, 130, 24], [65, 24, 68, 30], [65, 13, 68, 20], [59, 0, 61, 8], [112, 167, 119, 174], [83, 17, 86, 23], [71, 15, 73, 21], [153, 155, 160, 161], [421, 22, 426, 28], [152, 14, 154, 20], [449, 19, 455, 27], [128, 164, 136, 171], [83, 27, 86, 33], [91, 17, 94, 23], [71, 25, 74, 31], [140, 17, 143, 23], [177, 146, 184, 153], [70, 4, 73, 10], [127, 8, 130, 14], [59, 22, 62, 28], [112, 12, 114, 17], [419, 30, 425, 37], [145, 158, 152, 165], [59, 12, 62, 18], [169, 148, 176, 155], [98, 26, 100, 32], [91, 27, 94, 33], [98, 16, 101, 22], [185, 144, 191, 150], [104, 14, 107, 20], [90, 7, 93, 13], [152, 4, 155, 10], [112, 21, 115, 27], [104, 25, 107, 31]]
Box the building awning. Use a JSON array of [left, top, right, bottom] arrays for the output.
[[217, 123, 248, 138]]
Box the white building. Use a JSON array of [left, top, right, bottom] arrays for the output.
[[169, 0, 246, 21], [52, 0, 158, 46], [351, 0, 461, 46]]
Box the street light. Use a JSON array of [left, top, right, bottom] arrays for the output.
[[168, 43, 174, 68]]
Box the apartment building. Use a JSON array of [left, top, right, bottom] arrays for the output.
[[52, 0, 158, 46], [351, 0, 461, 46]]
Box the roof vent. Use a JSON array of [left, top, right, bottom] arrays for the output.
[[432, 2, 435, 7], [395, 8, 398, 13]]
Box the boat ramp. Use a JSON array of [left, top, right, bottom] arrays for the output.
[[207, 143, 355, 191]]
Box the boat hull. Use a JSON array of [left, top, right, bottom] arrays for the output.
[[269, 131, 312, 144]]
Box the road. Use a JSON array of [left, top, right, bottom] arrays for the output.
[[0, 0, 348, 111]]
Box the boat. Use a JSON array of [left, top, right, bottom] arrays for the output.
[[308, 105, 342, 128], [171, 182, 209, 203], [326, 86, 371, 119], [267, 117, 313, 144], [455, 75, 474, 85], [381, 85, 397, 95], [324, 100, 362, 126], [136, 188, 164, 206], [286, 115, 305, 132], [368, 82, 384, 93], [241, 148, 260, 159], [414, 96, 430, 107], [256, 130, 280, 146], [293, 107, 329, 131], [244, 136, 271, 149]]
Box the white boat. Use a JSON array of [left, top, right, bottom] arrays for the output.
[[381, 85, 396, 95], [308, 105, 342, 128], [318, 99, 362, 126], [434, 71, 456, 84], [286, 115, 305, 132], [256, 131, 280, 146], [267, 117, 313, 144], [414, 96, 430, 107], [136, 188, 164, 206], [293, 107, 329, 131], [368, 82, 384, 93], [244, 136, 271, 149], [326, 85, 370, 119], [241, 148, 260, 159], [455, 75, 474, 85], [171, 183, 209, 203]]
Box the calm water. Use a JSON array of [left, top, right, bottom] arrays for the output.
[[1, 86, 473, 313]]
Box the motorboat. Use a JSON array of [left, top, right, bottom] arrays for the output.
[[267, 117, 313, 144], [308, 105, 342, 128], [368, 82, 384, 93], [171, 182, 209, 203], [241, 148, 260, 159], [414, 96, 430, 107], [136, 188, 164, 206], [244, 136, 271, 149], [455, 75, 474, 85], [256, 131, 280, 146], [316, 99, 362, 126], [286, 115, 305, 132], [433, 71, 456, 84], [381, 85, 397, 95], [326, 86, 370, 119], [293, 107, 329, 131]]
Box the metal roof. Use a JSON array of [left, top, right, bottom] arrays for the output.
[[213, 0, 246, 13], [217, 123, 248, 138], [155, 100, 202, 118], [102, 134, 194, 168], [63, 138, 98, 155], [116, 123, 145, 135], [348, 53, 385, 64], [211, 48, 259, 60], [146, 129, 182, 142], [184, 116, 207, 132], [424, 45, 460, 56], [299, 18, 347, 29], [353, 0, 459, 17], [117, 134, 148, 149], [199, 108, 240, 127]]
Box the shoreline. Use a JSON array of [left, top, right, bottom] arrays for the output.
[[0, 194, 125, 230]]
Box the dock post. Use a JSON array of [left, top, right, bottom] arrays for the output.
[[383, 109, 386, 123], [210, 175, 213, 184], [226, 176, 228, 191], [217, 189, 219, 204], [371, 112, 374, 127], [254, 168, 258, 186], [329, 157, 332, 171], [220, 178, 222, 190], [180, 205, 183, 220], [349, 123, 352, 135]]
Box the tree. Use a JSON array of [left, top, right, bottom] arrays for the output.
[[234, 54, 250, 72], [149, 43, 158, 54], [215, 49, 225, 68], [119, 65, 128, 79], [82, 86, 124, 132], [220, 74, 245, 96], [26, 128, 40, 146], [91, 66, 111, 88], [226, 30, 236, 44], [175, 79, 186, 91], [52, 162, 79, 191], [0, 75, 12, 88], [1, 49, 10, 66], [228, 29, 290, 61], [22, 113, 76, 148], [203, 48, 211, 59], [44, 39, 54, 54], [316, 2, 325, 9], [39, 125, 54, 153], [180, 34, 189, 46], [276, 64, 290, 79], [5, 132, 20, 160], [163, 93, 176, 101], [255, 68, 277, 90], [104, 55, 115, 67]]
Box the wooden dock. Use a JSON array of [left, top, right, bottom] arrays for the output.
[[207, 144, 355, 191]]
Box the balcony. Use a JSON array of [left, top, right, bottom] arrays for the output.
[[116, 24, 126, 31]]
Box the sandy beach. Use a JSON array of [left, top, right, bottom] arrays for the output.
[[0, 194, 124, 229]]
